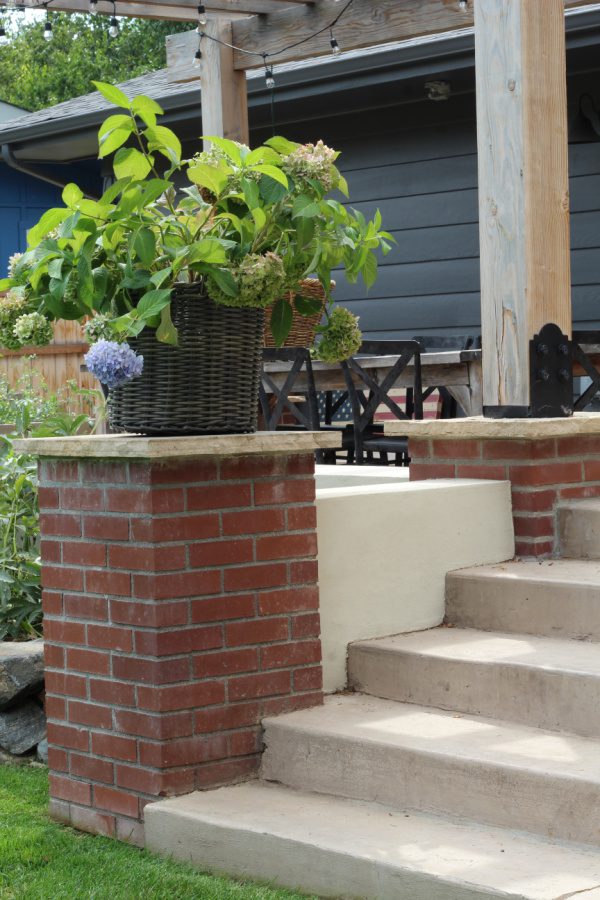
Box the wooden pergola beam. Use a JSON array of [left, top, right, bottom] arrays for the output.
[[159, 0, 600, 71]]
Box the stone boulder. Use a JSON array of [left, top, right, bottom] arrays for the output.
[[0, 640, 44, 711], [0, 701, 46, 755]]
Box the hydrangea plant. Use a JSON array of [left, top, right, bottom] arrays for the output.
[[0, 81, 394, 370]]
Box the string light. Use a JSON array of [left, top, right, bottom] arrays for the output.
[[329, 29, 340, 56], [191, 0, 353, 71], [193, 31, 202, 68], [0, 25, 7, 45], [197, 3, 206, 26], [459, 0, 468, 10], [43, 6, 52, 41], [89, 0, 98, 14], [109, 2, 118, 38]]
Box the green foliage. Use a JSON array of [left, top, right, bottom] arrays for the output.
[[0, 376, 96, 641], [2, 88, 394, 350], [0, 13, 190, 111], [0, 437, 40, 641]]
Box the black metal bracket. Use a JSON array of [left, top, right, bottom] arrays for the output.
[[529, 323, 573, 418]]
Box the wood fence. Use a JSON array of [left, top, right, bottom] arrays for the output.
[[0, 319, 94, 396]]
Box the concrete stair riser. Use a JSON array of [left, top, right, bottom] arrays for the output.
[[144, 783, 600, 900], [348, 630, 600, 738], [446, 560, 600, 641], [261, 698, 600, 846], [558, 500, 600, 559]]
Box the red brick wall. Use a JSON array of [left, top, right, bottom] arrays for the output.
[[410, 435, 600, 558], [38, 453, 322, 844]]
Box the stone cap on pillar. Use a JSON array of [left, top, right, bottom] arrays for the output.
[[14, 430, 341, 460], [386, 412, 600, 441]]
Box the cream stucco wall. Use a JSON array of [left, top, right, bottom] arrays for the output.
[[316, 478, 515, 692]]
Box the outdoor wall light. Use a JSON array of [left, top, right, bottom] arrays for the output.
[[425, 80, 451, 101]]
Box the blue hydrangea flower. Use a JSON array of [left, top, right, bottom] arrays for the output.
[[84, 340, 143, 389]]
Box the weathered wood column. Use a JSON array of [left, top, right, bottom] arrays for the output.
[[475, 0, 571, 416], [166, 17, 249, 148]]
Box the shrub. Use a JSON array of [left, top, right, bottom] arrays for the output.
[[0, 378, 99, 639]]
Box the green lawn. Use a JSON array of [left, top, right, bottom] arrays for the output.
[[0, 765, 314, 900]]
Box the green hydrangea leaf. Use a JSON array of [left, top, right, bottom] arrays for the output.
[[113, 147, 153, 181], [270, 297, 293, 347], [92, 81, 131, 110], [156, 305, 178, 346]]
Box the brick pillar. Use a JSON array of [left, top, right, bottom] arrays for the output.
[[34, 442, 326, 845], [409, 432, 600, 558]]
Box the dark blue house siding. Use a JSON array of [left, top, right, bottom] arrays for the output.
[[0, 166, 62, 278], [256, 66, 600, 343]]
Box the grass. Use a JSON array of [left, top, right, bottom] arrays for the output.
[[0, 765, 314, 900]]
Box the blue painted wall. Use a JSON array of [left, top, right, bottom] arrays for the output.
[[0, 165, 62, 279]]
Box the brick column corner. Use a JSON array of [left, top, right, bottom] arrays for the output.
[[409, 430, 600, 558], [33, 441, 325, 845]]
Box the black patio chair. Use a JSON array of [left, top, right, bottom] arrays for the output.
[[341, 340, 423, 466], [411, 334, 481, 419]]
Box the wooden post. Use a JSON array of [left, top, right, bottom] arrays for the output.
[[198, 17, 249, 147], [475, 0, 571, 416]]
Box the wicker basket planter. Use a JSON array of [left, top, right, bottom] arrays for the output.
[[264, 279, 329, 349], [108, 284, 264, 436]]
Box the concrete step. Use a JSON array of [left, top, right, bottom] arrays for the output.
[[348, 627, 600, 738], [261, 694, 600, 845], [145, 781, 600, 900], [558, 499, 600, 559], [445, 560, 600, 640]]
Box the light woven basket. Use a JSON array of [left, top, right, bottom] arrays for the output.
[[264, 278, 331, 348]]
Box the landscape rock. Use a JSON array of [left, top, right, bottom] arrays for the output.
[[0, 701, 46, 755], [36, 737, 48, 764], [0, 640, 44, 711]]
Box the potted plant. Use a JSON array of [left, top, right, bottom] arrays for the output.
[[0, 82, 393, 436]]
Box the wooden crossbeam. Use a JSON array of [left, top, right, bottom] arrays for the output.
[[161, 0, 600, 71]]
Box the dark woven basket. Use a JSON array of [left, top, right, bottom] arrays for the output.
[[108, 284, 265, 436], [264, 279, 331, 348]]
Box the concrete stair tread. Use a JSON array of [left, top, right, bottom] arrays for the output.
[[265, 694, 600, 781], [145, 781, 600, 900], [450, 559, 600, 588], [354, 626, 600, 676]]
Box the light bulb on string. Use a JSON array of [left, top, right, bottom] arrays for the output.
[[193, 35, 202, 68], [109, 16, 119, 37], [89, 0, 98, 14], [265, 66, 275, 89], [43, 17, 53, 41], [459, 0, 468, 10], [329, 27, 340, 56], [197, 3, 206, 26], [0, 25, 7, 45]]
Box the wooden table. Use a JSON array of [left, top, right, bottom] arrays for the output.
[[263, 350, 484, 417]]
